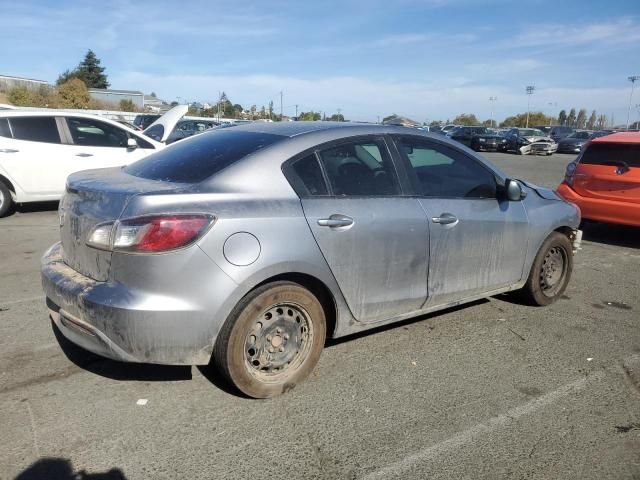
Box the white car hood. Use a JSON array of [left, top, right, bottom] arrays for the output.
[[523, 135, 554, 143], [143, 104, 188, 143]]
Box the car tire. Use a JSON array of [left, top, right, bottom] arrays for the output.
[[519, 232, 573, 306], [0, 182, 14, 217], [214, 281, 326, 398]]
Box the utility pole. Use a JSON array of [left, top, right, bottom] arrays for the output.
[[547, 102, 557, 126], [489, 96, 497, 128], [217, 91, 221, 122], [525, 85, 535, 128], [295, 104, 298, 119], [280, 91, 283, 121], [626, 76, 639, 130]]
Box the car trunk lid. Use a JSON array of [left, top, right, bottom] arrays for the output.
[[59, 167, 185, 281], [572, 142, 640, 203]]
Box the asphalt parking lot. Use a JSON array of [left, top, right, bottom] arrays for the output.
[[1, 152, 639, 479]]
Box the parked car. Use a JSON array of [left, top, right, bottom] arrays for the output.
[[503, 128, 558, 155], [133, 114, 162, 131], [556, 130, 609, 154], [438, 124, 458, 135], [448, 126, 507, 151], [549, 126, 575, 142], [557, 131, 640, 226], [42, 122, 581, 398], [534, 126, 552, 135], [0, 105, 187, 216], [165, 119, 219, 144]]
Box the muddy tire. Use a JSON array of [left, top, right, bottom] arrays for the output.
[[213, 281, 326, 398], [0, 182, 13, 218], [519, 232, 573, 306]]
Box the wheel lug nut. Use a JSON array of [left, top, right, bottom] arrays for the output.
[[284, 334, 289, 340], [276, 328, 281, 334], [267, 335, 272, 341], [268, 347, 274, 353], [279, 347, 284, 352]]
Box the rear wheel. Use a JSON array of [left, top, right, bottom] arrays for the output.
[[0, 182, 14, 217], [519, 232, 573, 306], [214, 281, 326, 398]]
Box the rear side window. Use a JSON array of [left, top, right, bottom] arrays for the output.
[[125, 130, 283, 183], [581, 143, 640, 168], [0, 118, 10, 138], [317, 139, 400, 196], [9, 117, 61, 143]]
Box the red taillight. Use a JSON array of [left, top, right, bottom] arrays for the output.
[[113, 214, 214, 253]]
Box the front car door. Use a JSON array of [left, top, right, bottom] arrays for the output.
[[392, 135, 529, 306], [63, 116, 154, 170], [287, 136, 430, 323]]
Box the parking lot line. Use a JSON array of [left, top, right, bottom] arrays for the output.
[[362, 370, 606, 480]]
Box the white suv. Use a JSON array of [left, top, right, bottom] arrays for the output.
[[0, 106, 186, 216]]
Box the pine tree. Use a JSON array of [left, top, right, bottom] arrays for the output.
[[586, 110, 597, 129], [558, 110, 567, 126], [56, 49, 109, 88]]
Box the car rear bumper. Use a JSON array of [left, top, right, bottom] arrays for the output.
[[557, 145, 581, 153], [556, 183, 640, 227], [41, 242, 238, 365]]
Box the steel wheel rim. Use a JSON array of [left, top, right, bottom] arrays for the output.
[[540, 246, 567, 296], [244, 302, 313, 382]]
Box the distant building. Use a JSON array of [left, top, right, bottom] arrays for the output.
[[0, 74, 49, 92], [88, 88, 144, 109]]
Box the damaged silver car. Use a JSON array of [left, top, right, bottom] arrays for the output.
[[504, 128, 559, 155], [42, 122, 581, 398]]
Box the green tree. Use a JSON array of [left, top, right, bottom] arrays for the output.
[[57, 78, 91, 108], [299, 111, 321, 121], [119, 99, 136, 112], [260, 105, 266, 118], [499, 112, 553, 128], [596, 114, 608, 129], [482, 119, 495, 127], [452, 113, 479, 125], [328, 113, 345, 122], [567, 108, 576, 127], [586, 110, 597, 129], [268, 100, 274, 119], [558, 109, 567, 126], [57, 49, 109, 88], [576, 109, 587, 129], [170, 101, 179, 107], [7, 86, 32, 106]]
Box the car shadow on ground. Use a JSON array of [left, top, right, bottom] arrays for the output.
[[13, 200, 59, 215], [52, 320, 192, 382], [15, 458, 126, 480], [580, 221, 639, 249]]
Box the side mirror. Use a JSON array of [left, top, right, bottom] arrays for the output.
[[505, 179, 526, 201], [127, 138, 138, 150]]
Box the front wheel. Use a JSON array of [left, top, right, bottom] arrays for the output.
[[519, 232, 573, 306], [213, 281, 326, 398], [0, 182, 14, 217]]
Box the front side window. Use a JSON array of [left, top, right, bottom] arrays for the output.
[[317, 139, 399, 196], [395, 137, 497, 198], [66, 118, 129, 147], [9, 117, 61, 143], [0, 118, 10, 138]]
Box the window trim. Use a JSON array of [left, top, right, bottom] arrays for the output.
[[282, 135, 406, 198], [7, 116, 64, 144], [391, 134, 503, 200], [64, 116, 132, 148]]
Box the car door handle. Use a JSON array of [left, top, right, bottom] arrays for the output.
[[0, 148, 19, 153], [318, 216, 353, 228], [76, 153, 93, 157], [432, 213, 458, 225]]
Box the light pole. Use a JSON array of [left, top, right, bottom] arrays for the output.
[[489, 96, 497, 128], [627, 76, 640, 130], [547, 102, 557, 126], [525, 85, 535, 128]]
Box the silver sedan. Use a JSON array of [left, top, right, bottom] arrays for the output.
[[42, 122, 581, 398]]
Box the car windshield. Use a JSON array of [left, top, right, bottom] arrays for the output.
[[519, 129, 544, 136], [568, 131, 592, 139], [125, 130, 283, 183]]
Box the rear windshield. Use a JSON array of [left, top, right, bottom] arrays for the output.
[[125, 129, 283, 183], [581, 143, 640, 168]]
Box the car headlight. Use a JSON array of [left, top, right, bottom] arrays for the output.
[[479, 138, 486, 142]]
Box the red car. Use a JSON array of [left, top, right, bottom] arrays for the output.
[[557, 132, 640, 227]]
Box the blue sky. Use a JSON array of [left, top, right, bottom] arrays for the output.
[[1, 0, 639, 123]]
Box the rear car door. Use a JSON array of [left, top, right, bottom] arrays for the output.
[[573, 142, 640, 203], [0, 116, 70, 197], [392, 135, 529, 305], [288, 136, 430, 323]]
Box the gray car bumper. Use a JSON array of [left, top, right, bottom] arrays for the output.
[[41, 242, 238, 365]]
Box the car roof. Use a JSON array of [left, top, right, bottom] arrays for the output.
[[590, 132, 640, 144], [224, 120, 426, 138]]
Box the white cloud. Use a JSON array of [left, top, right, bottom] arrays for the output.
[[513, 17, 640, 48], [113, 71, 634, 123]]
